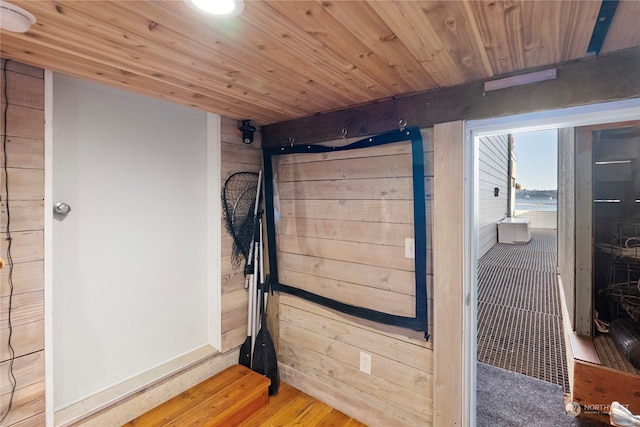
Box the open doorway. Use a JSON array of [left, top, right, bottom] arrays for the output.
[[476, 129, 564, 384], [475, 129, 573, 424], [462, 99, 640, 426]]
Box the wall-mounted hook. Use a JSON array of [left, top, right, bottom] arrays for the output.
[[399, 119, 407, 132], [341, 128, 348, 139], [288, 137, 295, 147]]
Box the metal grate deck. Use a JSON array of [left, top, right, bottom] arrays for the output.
[[477, 229, 570, 392]]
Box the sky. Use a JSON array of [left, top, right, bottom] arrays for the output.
[[512, 129, 558, 190]]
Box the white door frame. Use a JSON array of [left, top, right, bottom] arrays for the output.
[[462, 98, 640, 425]]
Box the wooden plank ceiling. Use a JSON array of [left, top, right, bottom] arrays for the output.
[[1, 0, 638, 126]]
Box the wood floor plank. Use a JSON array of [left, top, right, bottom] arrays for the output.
[[165, 379, 268, 427], [255, 395, 317, 426], [315, 409, 360, 427], [125, 365, 364, 427], [241, 382, 299, 426], [240, 382, 365, 427], [293, 400, 334, 425], [124, 365, 256, 426]]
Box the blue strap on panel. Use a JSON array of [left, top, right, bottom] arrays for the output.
[[263, 127, 429, 339]]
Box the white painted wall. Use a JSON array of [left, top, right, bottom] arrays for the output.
[[52, 73, 210, 409], [477, 134, 510, 257]]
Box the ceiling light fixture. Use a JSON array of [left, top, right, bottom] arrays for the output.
[[187, 0, 244, 17], [0, 0, 36, 33]]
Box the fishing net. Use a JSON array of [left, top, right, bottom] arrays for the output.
[[222, 172, 260, 269]]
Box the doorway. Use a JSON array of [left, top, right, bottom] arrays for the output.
[[476, 129, 566, 385], [474, 128, 571, 425], [462, 98, 640, 426]]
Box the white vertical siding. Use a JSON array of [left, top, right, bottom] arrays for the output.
[[478, 134, 510, 258]]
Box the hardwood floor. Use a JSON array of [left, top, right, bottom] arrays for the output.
[[124, 364, 366, 426], [242, 382, 366, 427]]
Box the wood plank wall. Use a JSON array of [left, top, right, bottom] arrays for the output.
[[275, 140, 424, 317], [0, 59, 45, 426], [276, 129, 434, 426], [220, 118, 263, 352], [478, 134, 509, 258]]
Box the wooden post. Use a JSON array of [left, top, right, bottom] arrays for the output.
[[433, 121, 464, 425]]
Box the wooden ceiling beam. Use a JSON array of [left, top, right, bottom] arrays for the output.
[[263, 47, 640, 147]]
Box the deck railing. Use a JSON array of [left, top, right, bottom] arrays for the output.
[[514, 207, 557, 229]]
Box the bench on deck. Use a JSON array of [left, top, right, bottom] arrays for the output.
[[498, 217, 531, 244]]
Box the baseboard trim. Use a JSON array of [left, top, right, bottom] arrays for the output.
[[54, 345, 220, 427]]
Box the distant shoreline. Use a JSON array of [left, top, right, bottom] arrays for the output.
[[516, 189, 557, 199]]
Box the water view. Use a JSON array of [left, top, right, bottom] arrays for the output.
[[515, 197, 558, 212], [514, 195, 557, 229]]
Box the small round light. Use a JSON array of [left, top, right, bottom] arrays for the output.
[[0, 1, 36, 33], [189, 0, 243, 16]]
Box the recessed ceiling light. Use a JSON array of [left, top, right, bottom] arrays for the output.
[[187, 0, 244, 17], [0, 0, 36, 33]]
